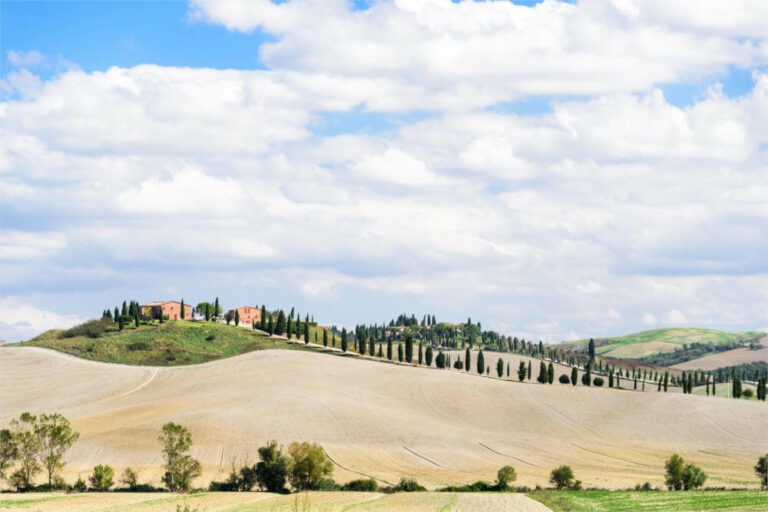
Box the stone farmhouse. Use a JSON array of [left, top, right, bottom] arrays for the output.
[[140, 301, 192, 321], [227, 306, 262, 325]]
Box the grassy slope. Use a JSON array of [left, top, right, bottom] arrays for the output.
[[19, 320, 317, 366], [528, 490, 768, 512], [563, 328, 765, 360]]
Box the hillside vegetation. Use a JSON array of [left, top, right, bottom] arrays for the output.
[[564, 328, 765, 361], [20, 320, 313, 366]]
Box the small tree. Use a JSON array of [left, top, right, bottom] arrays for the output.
[[9, 413, 41, 490], [287, 442, 332, 491], [537, 361, 547, 384], [405, 335, 413, 363], [304, 322, 310, 345], [323, 329, 328, 347], [547, 362, 554, 384], [418, 342, 424, 365], [425, 345, 433, 366], [477, 350, 485, 375], [683, 463, 707, 490], [550, 465, 575, 489], [180, 299, 185, 320], [755, 455, 768, 489], [255, 440, 293, 493], [571, 366, 578, 386], [260, 305, 267, 330], [36, 413, 79, 487], [398, 343, 404, 362], [159, 422, 201, 492], [665, 454, 685, 490], [0, 429, 18, 481], [89, 464, 114, 491], [496, 465, 517, 491], [341, 328, 348, 353], [387, 340, 393, 360], [120, 467, 138, 489], [234, 309, 240, 327], [465, 348, 471, 373], [497, 358, 504, 378]]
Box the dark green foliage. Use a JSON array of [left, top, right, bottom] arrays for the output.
[[276, 311, 286, 336], [61, 319, 112, 339], [304, 322, 310, 344], [550, 465, 576, 489], [609, 371, 614, 388], [497, 358, 504, 378], [405, 335, 413, 363], [465, 348, 471, 373], [518, 361, 527, 382], [528, 361, 532, 380], [390, 478, 426, 492], [341, 328, 348, 353], [255, 440, 292, 493], [665, 454, 685, 490], [537, 361, 547, 383], [286, 316, 292, 339], [0, 429, 18, 481], [453, 359, 464, 370], [323, 329, 328, 347], [425, 345, 433, 366], [559, 374, 570, 384], [234, 309, 240, 327], [435, 351, 446, 368], [548, 362, 554, 384], [418, 342, 423, 365], [585, 363, 592, 386], [387, 340, 393, 360], [341, 478, 378, 491], [755, 455, 768, 489], [477, 350, 485, 375], [397, 343, 404, 362], [497, 465, 517, 491], [588, 338, 595, 361], [593, 377, 604, 387], [664, 371, 669, 392], [683, 463, 707, 490], [369, 337, 375, 356], [571, 366, 577, 386], [180, 299, 185, 320], [260, 306, 267, 331], [74, 476, 87, 492]]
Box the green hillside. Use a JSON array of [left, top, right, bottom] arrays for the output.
[[563, 328, 765, 361], [15, 320, 324, 366]]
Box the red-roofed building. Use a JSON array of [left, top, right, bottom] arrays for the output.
[[140, 301, 191, 321], [226, 306, 261, 326]]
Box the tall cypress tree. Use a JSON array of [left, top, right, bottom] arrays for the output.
[[425, 345, 433, 366], [276, 311, 286, 335], [585, 363, 591, 386], [537, 361, 547, 383], [369, 337, 375, 356], [359, 332, 366, 355], [663, 371, 669, 392], [547, 362, 554, 384], [518, 361, 526, 381], [214, 297, 220, 317], [387, 340, 393, 360], [268, 315, 274, 335], [527, 361, 532, 380], [571, 366, 578, 386], [465, 348, 471, 373], [304, 322, 310, 344], [286, 316, 293, 339], [118, 315, 125, 331], [405, 335, 413, 363], [180, 299, 185, 319], [341, 328, 348, 352], [397, 343, 403, 362], [477, 350, 485, 375], [235, 309, 240, 327], [260, 305, 267, 330], [323, 329, 328, 347], [418, 342, 424, 365]]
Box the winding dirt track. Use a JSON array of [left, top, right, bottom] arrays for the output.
[[1, 346, 766, 490]]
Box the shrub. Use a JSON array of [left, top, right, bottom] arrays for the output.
[[59, 319, 111, 339], [593, 377, 604, 387], [205, 334, 216, 342], [496, 465, 517, 491], [453, 359, 464, 370], [550, 465, 575, 490], [558, 375, 570, 384], [683, 463, 707, 490], [341, 478, 378, 491], [287, 442, 332, 491], [742, 388, 754, 398], [388, 478, 426, 492], [89, 464, 114, 491], [73, 476, 87, 492], [256, 440, 293, 493]]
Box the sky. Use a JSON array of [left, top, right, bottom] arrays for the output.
[[1, 0, 767, 343]]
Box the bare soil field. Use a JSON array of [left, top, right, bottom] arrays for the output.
[[0, 491, 551, 511], [1, 347, 766, 491]]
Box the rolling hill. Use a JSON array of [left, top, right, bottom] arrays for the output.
[[563, 328, 765, 361], [1, 346, 765, 491]]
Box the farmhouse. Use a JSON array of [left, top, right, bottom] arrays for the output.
[[227, 306, 262, 325], [140, 301, 191, 321]]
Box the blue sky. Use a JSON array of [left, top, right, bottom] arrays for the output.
[[1, 0, 767, 342]]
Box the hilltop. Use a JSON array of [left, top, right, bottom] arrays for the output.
[[562, 328, 765, 362], [19, 320, 332, 366]]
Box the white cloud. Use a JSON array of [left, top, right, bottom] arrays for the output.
[[0, 231, 66, 260], [0, 297, 84, 343], [7, 50, 46, 68], [642, 313, 658, 326], [664, 309, 688, 325]]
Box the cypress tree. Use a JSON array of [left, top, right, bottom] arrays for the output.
[[341, 328, 348, 352], [180, 299, 185, 319], [304, 322, 310, 344], [159, 308, 165, 323], [706, 379, 710, 396], [537, 361, 547, 383], [122, 301, 128, 317], [214, 297, 220, 317], [588, 338, 595, 361], [398, 343, 404, 362], [268, 315, 274, 335], [497, 358, 504, 378], [387, 340, 393, 360], [528, 361, 532, 380], [712, 378, 716, 396], [571, 366, 578, 386], [405, 335, 413, 363], [634, 377, 637, 390], [286, 316, 293, 339], [658, 378, 662, 392], [114, 307, 119, 322], [369, 337, 375, 356], [205, 304, 211, 321], [418, 342, 423, 365], [507, 362, 510, 378], [359, 332, 366, 355], [276, 311, 286, 335], [260, 305, 267, 330], [323, 329, 328, 347], [118, 315, 125, 331], [134, 314, 139, 328], [609, 371, 614, 388], [465, 348, 471, 373], [235, 309, 240, 327], [548, 362, 554, 384], [663, 371, 669, 392], [332, 332, 336, 348], [477, 350, 485, 375], [518, 361, 526, 381], [687, 373, 693, 394], [425, 345, 433, 366], [585, 363, 591, 386]]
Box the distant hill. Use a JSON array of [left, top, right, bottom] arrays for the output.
[[16, 319, 327, 366], [562, 328, 765, 362]]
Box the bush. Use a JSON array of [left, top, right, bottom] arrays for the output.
[[453, 360, 464, 370], [287, 442, 332, 491], [59, 319, 111, 339], [73, 476, 87, 492], [558, 375, 570, 384], [496, 465, 517, 491], [593, 377, 604, 387], [550, 465, 575, 490], [635, 482, 654, 491], [742, 388, 754, 398], [89, 464, 114, 491], [205, 334, 216, 342], [341, 478, 378, 491], [255, 440, 293, 493], [387, 478, 426, 492]]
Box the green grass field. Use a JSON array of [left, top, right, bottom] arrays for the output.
[[17, 320, 319, 366], [527, 490, 768, 512], [563, 328, 764, 360]]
